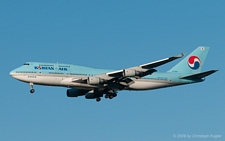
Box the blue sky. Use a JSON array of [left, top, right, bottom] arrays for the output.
[[1, 0, 224, 140]]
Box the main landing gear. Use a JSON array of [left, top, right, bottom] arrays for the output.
[[95, 92, 117, 102], [105, 93, 117, 99], [96, 97, 101, 102], [29, 82, 35, 93]]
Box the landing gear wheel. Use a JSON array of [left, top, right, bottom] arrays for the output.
[[30, 89, 35, 93], [109, 95, 113, 99], [105, 95, 109, 99], [96, 97, 101, 102]]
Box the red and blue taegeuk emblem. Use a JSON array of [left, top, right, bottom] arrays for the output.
[[188, 56, 201, 70]]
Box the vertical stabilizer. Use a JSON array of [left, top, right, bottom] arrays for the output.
[[168, 46, 210, 74]]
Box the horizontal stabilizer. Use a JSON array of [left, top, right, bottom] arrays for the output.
[[180, 70, 218, 80]]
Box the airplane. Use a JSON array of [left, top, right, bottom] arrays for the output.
[[10, 46, 218, 102]]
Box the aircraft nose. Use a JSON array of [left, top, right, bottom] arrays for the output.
[[9, 70, 16, 77], [9, 71, 13, 76]]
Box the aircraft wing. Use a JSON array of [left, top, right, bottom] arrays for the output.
[[106, 52, 184, 79], [92, 52, 184, 90], [64, 52, 184, 90]]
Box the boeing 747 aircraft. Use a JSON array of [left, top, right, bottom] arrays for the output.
[[10, 46, 217, 102]]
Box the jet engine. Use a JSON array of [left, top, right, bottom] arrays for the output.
[[87, 77, 105, 85], [66, 89, 86, 97], [123, 69, 140, 77]]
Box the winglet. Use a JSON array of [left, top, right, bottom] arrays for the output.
[[179, 52, 186, 57]]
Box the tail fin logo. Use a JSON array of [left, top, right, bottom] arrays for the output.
[[188, 56, 201, 70]]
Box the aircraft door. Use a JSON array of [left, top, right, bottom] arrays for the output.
[[54, 63, 62, 84], [54, 63, 58, 72]]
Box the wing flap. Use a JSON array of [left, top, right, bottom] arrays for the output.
[[72, 78, 87, 83], [105, 77, 135, 90], [134, 69, 157, 79]]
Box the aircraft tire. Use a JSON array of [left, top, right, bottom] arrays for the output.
[[96, 97, 101, 102], [30, 89, 35, 93], [109, 95, 113, 99]]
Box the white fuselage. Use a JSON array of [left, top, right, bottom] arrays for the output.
[[11, 71, 187, 91], [10, 62, 202, 93]]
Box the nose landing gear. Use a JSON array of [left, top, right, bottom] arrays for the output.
[[29, 83, 35, 93], [30, 89, 35, 93]]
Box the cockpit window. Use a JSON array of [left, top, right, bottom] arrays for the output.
[[23, 63, 30, 65]]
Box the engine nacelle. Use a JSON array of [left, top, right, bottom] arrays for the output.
[[85, 93, 103, 99], [87, 77, 105, 85], [66, 89, 86, 97], [123, 69, 140, 77]]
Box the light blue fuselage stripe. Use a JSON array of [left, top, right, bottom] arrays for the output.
[[12, 62, 204, 85]]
